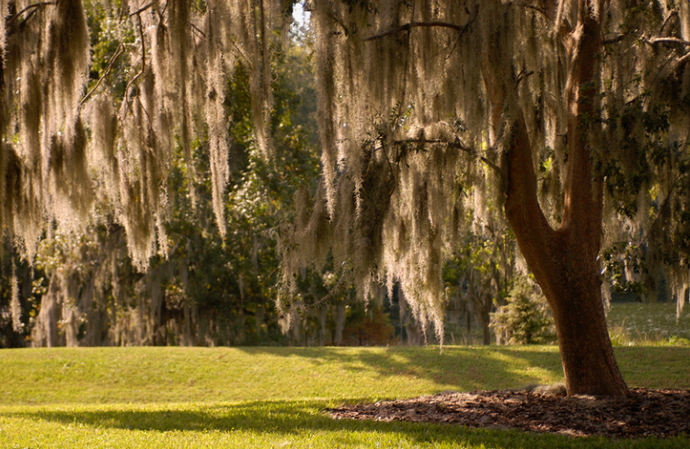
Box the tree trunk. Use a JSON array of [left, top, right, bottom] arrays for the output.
[[546, 245, 626, 396], [497, 0, 629, 396], [504, 116, 628, 396], [502, 111, 629, 395], [482, 320, 491, 346]]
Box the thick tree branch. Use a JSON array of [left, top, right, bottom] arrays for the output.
[[7, 1, 56, 25], [561, 1, 604, 254], [502, 115, 559, 297], [129, 2, 153, 16], [394, 138, 503, 175], [647, 37, 690, 46], [364, 5, 478, 42]]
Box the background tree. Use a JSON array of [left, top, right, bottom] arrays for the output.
[[0, 0, 332, 347], [490, 277, 556, 345], [443, 227, 515, 345]]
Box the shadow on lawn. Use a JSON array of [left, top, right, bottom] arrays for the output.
[[6, 400, 623, 449], [237, 346, 565, 391]]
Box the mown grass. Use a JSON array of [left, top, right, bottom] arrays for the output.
[[0, 346, 689, 448], [607, 302, 690, 345]]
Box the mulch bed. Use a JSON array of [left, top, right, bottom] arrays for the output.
[[326, 388, 690, 438]]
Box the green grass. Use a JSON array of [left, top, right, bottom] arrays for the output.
[[0, 346, 689, 448], [607, 302, 690, 345]]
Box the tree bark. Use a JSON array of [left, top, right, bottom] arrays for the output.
[[497, 0, 629, 396]]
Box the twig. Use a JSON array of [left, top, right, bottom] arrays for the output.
[[306, 266, 354, 310], [191, 23, 206, 39], [675, 51, 690, 67], [517, 3, 550, 20], [516, 69, 535, 87], [79, 43, 125, 109], [327, 11, 349, 35], [121, 13, 147, 119], [659, 10, 679, 36], [230, 38, 252, 67], [366, 22, 470, 41]]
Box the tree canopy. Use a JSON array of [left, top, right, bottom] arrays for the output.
[[282, 0, 689, 330], [1, 0, 689, 396]]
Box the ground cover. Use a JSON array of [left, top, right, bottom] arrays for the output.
[[330, 388, 690, 439], [0, 346, 689, 448], [607, 302, 690, 345]]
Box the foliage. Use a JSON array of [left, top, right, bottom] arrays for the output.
[[0, 239, 31, 347], [271, 2, 688, 372], [1, 20, 384, 348], [341, 303, 396, 346], [490, 278, 556, 345], [443, 227, 515, 345]]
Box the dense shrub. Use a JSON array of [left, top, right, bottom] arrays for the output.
[[490, 278, 556, 345]]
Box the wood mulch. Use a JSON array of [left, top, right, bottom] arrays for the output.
[[326, 388, 690, 439]]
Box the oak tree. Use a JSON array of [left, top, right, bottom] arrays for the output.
[[282, 0, 690, 396], [1, 0, 689, 396]]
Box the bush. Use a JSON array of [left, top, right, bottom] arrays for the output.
[[490, 278, 556, 345], [341, 303, 395, 346]]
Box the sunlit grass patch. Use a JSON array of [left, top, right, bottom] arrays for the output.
[[0, 346, 689, 447], [1, 400, 687, 448]]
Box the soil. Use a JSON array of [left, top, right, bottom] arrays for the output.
[[326, 387, 690, 439]]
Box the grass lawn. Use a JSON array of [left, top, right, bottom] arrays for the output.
[[0, 346, 689, 448], [607, 302, 690, 345]]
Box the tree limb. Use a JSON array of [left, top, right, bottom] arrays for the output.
[[7, 1, 56, 25], [365, 5, 478, 42], [393, 138, 503, 176], [603, 34, 626, 45], [79, 43, 125, 109], [129, 2, 153, 17], [659, 10, 679, 35], [604, 35, 690, 48], [647, 37, 690, 46], [514, 1, 558, 21], [675, 50, 690, 67]]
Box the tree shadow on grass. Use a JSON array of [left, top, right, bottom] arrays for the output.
[[234, 346, 690, 392], [3, 399, 660, 449], [236, 346, 566, 392]]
